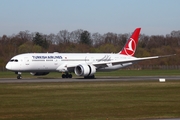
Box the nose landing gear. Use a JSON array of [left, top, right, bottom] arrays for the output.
[[15, 72, 22, 79], [17, 74, 22, 79]]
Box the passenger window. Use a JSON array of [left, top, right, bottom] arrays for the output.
[[15, 59, 18, 62]]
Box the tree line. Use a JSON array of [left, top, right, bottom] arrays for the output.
[[0, 29, 180, 71]]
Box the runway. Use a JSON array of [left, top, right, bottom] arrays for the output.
[[0, 76, 180, 83]]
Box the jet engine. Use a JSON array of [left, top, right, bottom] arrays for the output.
[[30, 72, 49, 76], [74, 64, 96, 76]]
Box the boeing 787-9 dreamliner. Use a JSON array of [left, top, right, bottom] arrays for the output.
[[6, 28, 174, 79]]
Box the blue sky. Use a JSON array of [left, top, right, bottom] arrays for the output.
[[0, 0, 180, 36]]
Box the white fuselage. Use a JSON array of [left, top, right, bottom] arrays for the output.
[[6, 53, 134, 73]]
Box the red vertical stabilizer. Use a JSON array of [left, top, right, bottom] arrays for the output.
[[119, 28, 141, 56]]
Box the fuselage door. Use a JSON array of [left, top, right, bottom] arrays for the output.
[[24, 57, 30, 66]]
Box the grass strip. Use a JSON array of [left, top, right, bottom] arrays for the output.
[[0, 81, 180, 120]]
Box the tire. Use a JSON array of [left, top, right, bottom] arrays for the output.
[[62, 74, 66, 78], [68, 74, 72, 78], [17, 75, 22, 79]]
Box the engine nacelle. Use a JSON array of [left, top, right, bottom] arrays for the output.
[[74, 64, 96, 77], [30, 72, 49, 76]]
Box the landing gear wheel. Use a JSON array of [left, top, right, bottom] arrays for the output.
[[17, 74, 22, 79], [62, 73, 72, 78], [62, 74, 66, 78], [68, 74, 72, 78]]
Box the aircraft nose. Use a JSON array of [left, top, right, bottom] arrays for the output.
[[5, 63, 11, 70]]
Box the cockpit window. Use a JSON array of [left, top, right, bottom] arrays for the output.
[[10, 59, 18, 62], [10, 59, 14, 62]]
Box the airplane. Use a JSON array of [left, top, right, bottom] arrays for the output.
[[5, 28, 175, 79]]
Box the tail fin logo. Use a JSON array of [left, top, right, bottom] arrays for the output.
[[124, 38, 136, 56], [119, 28, 141, 56]]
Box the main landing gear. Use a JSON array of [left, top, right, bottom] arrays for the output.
[[61, 73, 95, 79], [15, 72, 22, 79], [62, 73, 72, 78]]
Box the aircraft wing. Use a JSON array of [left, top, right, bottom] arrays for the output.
[[92, 54, 176, 68], [58, 54, 175, 72]]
